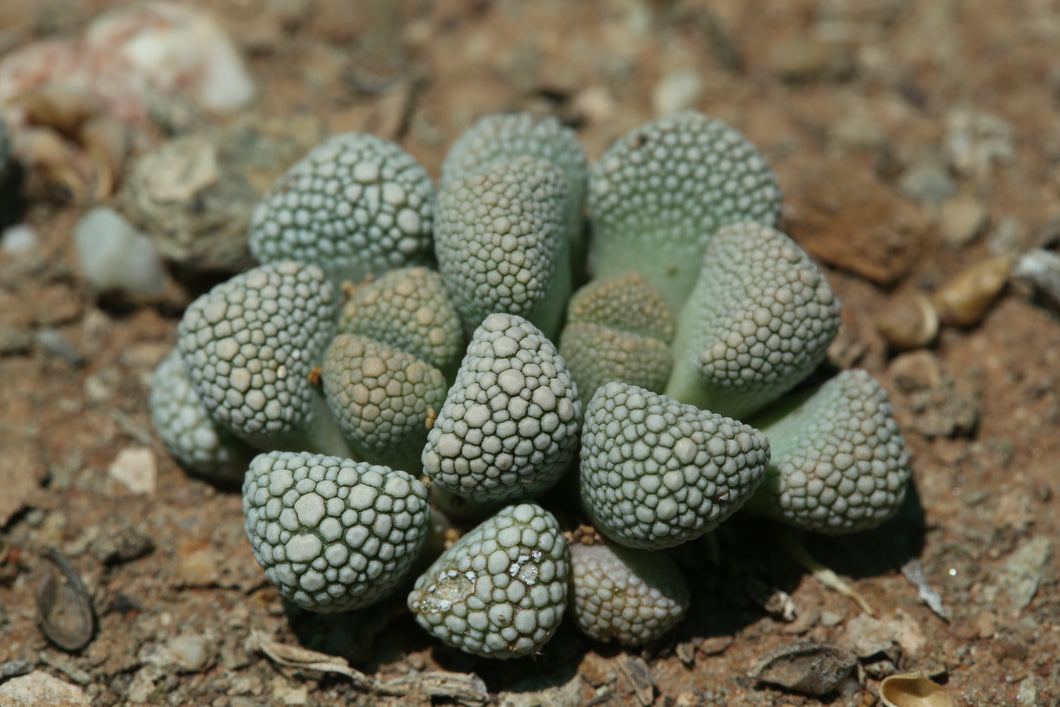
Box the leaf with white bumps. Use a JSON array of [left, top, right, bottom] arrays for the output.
[[434, 156, 572, 338], [250, 133, 435, 285], [322, 334, 447, 472], [150, 348, 254, 483], [588, 110, 782, 310], [422, 313, 581, 504], [243, 451, 431, 612], [569, 540, 689, 646], [176, 261, 349, 456], [744, 369, 911, 534], [580, 382, 770, 549], [408, 502, 569, 658], [666, 222, 842, 420]]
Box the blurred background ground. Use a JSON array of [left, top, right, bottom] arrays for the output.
[[0, 0, 1057, 705]]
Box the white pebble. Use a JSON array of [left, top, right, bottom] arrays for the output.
[[74, 206, 166, 297], [108, 446, 157, 495], [1, 223, 37, 255]]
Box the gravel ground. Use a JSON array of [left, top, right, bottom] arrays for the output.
[[0, 1, 1057, 705]]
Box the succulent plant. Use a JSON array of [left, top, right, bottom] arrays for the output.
[[152, 109, 915, 661], [149, 348, 255, 483], [434, 156, 572, 338], [580, 381, 770, 549], [568, 539, 689, 646], [243, 451, 431, 612], [337, 266, 464, 377], [321, 333, 447, 472], [743, 369, 912, 534], [665, 221, 842, 420], [176, 261, 352, 457], [559, 270, 674, 408], [407, 502, 569, 658], [441, 112, 589, 263], [588, 110, 782, 310], [249, 133, 435, 285], [422, 312, 581, 504]]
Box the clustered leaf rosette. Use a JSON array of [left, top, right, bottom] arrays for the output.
[[249, 132, 435, 285], [150, 109, 917, 661], [588, 110, 782, 310]]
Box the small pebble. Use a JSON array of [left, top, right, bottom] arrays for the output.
[[750, 642, 857, 697], [889, 350, 943, 392], [930, 255, 1013, 326], [997, 536, 1052, 608], [74, 206, 166, 298], [939, 195, 987, 247], [167, 633, 213, 673], [1014, 248, 1060, 308], [820, 610, 845, 628], [1016, 676, 1039, 706], [768, 37, 854, 82], [35, 548, 96, 652], [35, 328, 86, 368], [107, 446, 157, 495], [176, 538, 220, 587], [88, 521, 155, 564], [1, 223, 37, 255], [271, 676, 308, 706], [0, 670, 91, 706], [0, 325, 33, 356], [877, 293, 938, 350], [653, 70, 703, 117], [0, 659, 34, 680], [899, 163, 957, 205], [946, 108, 1015, 177]]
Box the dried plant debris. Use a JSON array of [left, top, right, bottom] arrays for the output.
[[749, 642, 857, 697], [35, 548, 96, 652], [901, 559, 949, 621], [248, 631, 489, 704], [879, 671, 955, 707]]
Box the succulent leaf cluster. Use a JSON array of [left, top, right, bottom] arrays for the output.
[[149, 349, 255, 483], [581, 381, 770, 548], [435, 156, 572, 338], [422, 312, 581, 504], [152, 110, 913, 659]]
